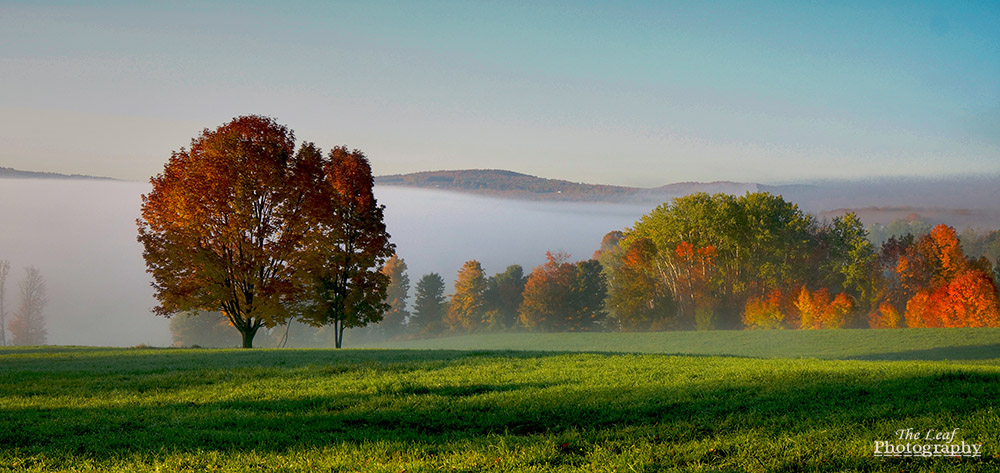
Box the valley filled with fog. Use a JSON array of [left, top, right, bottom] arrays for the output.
[[0, 179, 650, 346]]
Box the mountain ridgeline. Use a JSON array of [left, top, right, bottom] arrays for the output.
[[0, 167, 115, 181], [375, 169, 763, 203], [376, 170, 1000, 229]]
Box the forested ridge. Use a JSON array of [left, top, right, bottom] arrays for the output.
[[0, 167, 115, 181], [375, 169, 760, 202]]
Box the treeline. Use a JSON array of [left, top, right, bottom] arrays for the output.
[[601, 193, 1000, 331], [171, 192, 1000, 347]]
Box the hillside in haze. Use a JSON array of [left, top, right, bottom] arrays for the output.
[[375, 169, 760, 203], [0, 167, 115, 181], [378, 169, 1000, 228], [7, 165, 1000, 228]]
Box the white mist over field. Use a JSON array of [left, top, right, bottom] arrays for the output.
[[0, 179, 650, 346], [0, 179, 162, 346]]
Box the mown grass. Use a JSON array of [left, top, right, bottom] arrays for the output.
[[1, 332, 999, 472]]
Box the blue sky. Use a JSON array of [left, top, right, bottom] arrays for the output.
[[1, 1, 998, 186]]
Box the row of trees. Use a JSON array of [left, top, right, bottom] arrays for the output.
[[358, 254, 607, 338], [596, 192, 873, 330], [171, 192, 1000, 347], [597, 192, 1000, 331], [0, 259, 48, 346]]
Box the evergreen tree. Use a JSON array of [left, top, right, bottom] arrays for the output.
[[411, 273, 448, 334]]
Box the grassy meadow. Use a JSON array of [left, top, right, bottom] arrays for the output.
[[2, 329, 1000, 472], [368, 327, 1000, 362]]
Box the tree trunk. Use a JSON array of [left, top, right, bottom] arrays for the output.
[[334, 320, 344, 348], [240, 326, 258, 348]]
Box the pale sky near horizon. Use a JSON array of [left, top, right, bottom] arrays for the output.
[[1, 1, 998, 187]]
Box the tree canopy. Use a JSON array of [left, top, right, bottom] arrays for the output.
[[138, 115, 392, 348]]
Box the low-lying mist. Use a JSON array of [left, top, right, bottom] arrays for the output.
[[6, 176, 998, 347], [0, 180, 650, 347], [0, 179, 160, 346]]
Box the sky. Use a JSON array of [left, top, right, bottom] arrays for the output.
[[1, 1, 998, 187]]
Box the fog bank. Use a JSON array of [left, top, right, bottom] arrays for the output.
[[0, 180, 651, 346]]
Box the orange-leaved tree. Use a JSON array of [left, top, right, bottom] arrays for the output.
[[896, 225, 1000, 328], [377, 254, 410, 337], [934, 269, 1000, 328], [519, 252, 608, 331], [868, 302, 903, 329], [519, 252, 574, 331], [903, 290, 941, 328], [296, 146, 394, 348], [138, 116, 393, 348], [795, 287, 853, 329], [742, 288, 793, 329], [445, 260, 487, 332]]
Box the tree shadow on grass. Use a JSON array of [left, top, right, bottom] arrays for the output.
[[3, 360, 1000, 465], [0, 348, 573, 374], [848, 343, 1000, 362]]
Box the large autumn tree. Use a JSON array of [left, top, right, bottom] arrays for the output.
[[137, 116, 392, 348], [276, 146, 393, 348]]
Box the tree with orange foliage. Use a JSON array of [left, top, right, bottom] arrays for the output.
[[934, 269, 1000, 328], [520, 252, 607, 331], [895, 225, 1000, 329], [377, 254, 410, 337], [297, 146, 394, 348], [929, 225, 968, 286], [742, 288, 790, 330], [904, 290, 939, 328], [868, 303, 902, 329], [445, 260, 488, 332], [138, 116, 393, 348], [897, 225, 969, 296], [795, 287, 853, 329]]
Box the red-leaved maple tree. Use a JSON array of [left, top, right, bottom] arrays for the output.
[[137, 116, 392, 348]]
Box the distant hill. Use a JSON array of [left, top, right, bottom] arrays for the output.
[[375, 169, 639, 201], [375, 169, 773, 203], [0, 167, 115, 181], [376, 169, 1000, 228]]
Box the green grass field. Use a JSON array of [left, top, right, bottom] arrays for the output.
[[2, 329, 1000, 472], [367, 327, 1000, 362]]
